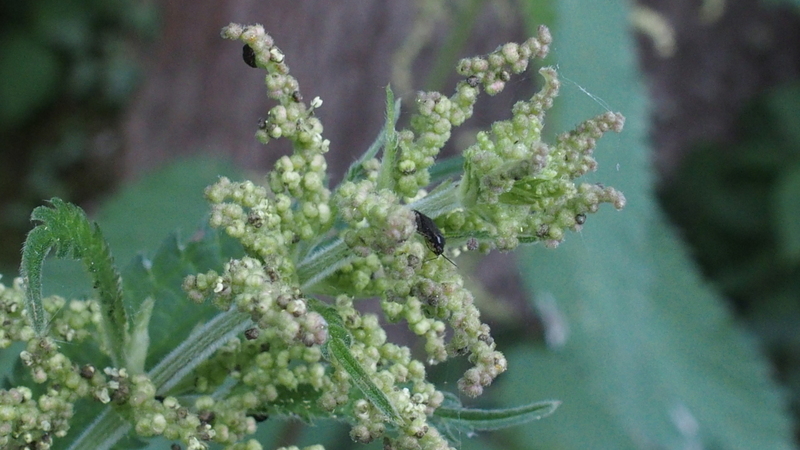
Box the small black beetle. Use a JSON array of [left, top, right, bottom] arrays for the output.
[[413, 210, 456, 266], [243, 44, 257, 68]]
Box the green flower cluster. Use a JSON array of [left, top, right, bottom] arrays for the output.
[[0, 277, 36, 348], [329, 179, 506, 397], [392, 25, 553, 198], [221, 23, 333, 245], [0, 278, 115, 449], [325, 295, 444, 445], [450, 66, 627, 251], [191, 21, 623, 450], [0, 19, 626, 450], [0, 281, 230, 449]]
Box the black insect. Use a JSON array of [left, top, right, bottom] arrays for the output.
[[248, 412, 270, 423], [243, 44, 257, 68], [244, 327, 260, 340], [79, 364, 96, 379], [413, 210, 456, 266], [198, 410, 216, 425]]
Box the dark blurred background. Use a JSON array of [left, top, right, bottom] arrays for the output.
[[2, 0, 800, 447]]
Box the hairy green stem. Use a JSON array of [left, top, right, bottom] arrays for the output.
[[150, 308, 252, 393], [376, 86, 399, 191], [66, 408, 131, 450], [69, 309, 251, 450], [297, 238, 354, 290], [408, 180, 460, 218]]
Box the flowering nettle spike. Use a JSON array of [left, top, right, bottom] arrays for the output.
[[451, 66, 626, 250], [3, 21, 625, 450], [220, 24, 334, 243], [390, 25, 555, 199]]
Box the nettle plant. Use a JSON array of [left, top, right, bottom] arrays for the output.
[[0, 23, 625, 450]]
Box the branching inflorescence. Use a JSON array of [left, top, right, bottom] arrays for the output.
[[1, 21, 625, 450]]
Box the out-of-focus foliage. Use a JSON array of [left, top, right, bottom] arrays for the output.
[[502, 1, 795, 449], [661, 81, 800, 435], [0, 0, 158, 274], [762, 0, 800, 9]]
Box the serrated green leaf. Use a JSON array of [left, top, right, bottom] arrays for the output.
[[92, 156, 244, 370], [55, 156, 248, 448], [326, 337, 401, 424], [20, 198, 128, 366], [345, 87, 401, 184], [510, 1, 795, 449], [36, 157, 241, 302], [433, 398, 559, 431]]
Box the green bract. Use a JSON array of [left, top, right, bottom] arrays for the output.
[[3, 22, 625, 450]]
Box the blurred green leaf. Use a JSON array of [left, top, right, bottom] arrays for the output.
[[432, 391, 559, 433], [774, 162, 800, 263], [766, 83, 800, 146], [660, 81, 800, 298], [32, 0, 92, 51], [0, 36, 61, 130], [41, 157, 240, 301], [760, 0, 800, 9], [122, 227, 243, 371], [96, 156, 240, 264], [494, 346, 644, 450], [510, 1, 794, 449]]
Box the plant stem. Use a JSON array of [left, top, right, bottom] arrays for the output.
[[150, 308, 252, 394], [66, 407, 131, 450], [409, 180, 460, 218], [69, 309, 252, 450], [297, 238, 354, 289]]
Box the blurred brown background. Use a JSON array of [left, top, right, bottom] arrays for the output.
[[122, 1, 534, 182], [1, 0, 799, 325]]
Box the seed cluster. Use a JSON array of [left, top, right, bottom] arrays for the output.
[[448, 67, 627, 251], [222, 23, 333, 244], [392, 26, 553, 198], [0, 279, 118, 449]]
